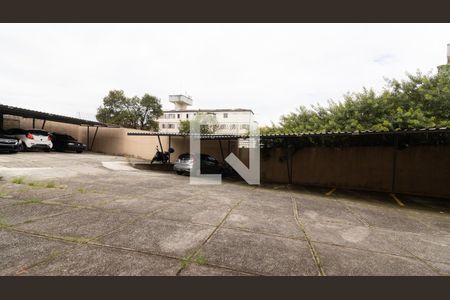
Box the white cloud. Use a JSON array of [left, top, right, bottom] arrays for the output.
[[0, 23, 448, 126]]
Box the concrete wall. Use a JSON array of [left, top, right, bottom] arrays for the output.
[[260, 146, 450, 199], [2, 115, 169, 160], [3, 116, 82, 141], [292, 147, 394, 192], [395, 145, 450, 198], [3, 115, 449, 198], [170, 137, 239, 163], [85, 127, 170, 160], [2, 115, 239, 162]]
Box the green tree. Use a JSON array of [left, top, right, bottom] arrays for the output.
[[178, 113, 219, 134], [263, 70, 450, 134], [178, 120, 191, 133], [136, 94, 163, 130], [96, 90, 163, 130]]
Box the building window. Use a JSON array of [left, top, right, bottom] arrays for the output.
[[219, 124, 227, 130], [223, 113, 228, 118], [241, 124, 250, 130], [230, 124, 236, 130], [177, 114, 180, 119], [186, 114, 189, 119], [161, 123, 166, 129], [168, 123, 175, 129]]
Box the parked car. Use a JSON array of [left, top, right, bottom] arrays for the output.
[[50, 132, 86, 153], [0, 133, 21, 153], [3, 128, 53, 152], [174, 153, 224, 175]]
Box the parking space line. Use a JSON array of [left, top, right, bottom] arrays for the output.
[[325, 187, 336, 196], [390, 193, 405, 207]]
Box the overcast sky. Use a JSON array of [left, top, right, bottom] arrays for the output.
[[0, 24, 449, 126]]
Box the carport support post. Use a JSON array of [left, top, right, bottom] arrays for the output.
[[157, 135, 164, 154], [391, 135, 399, 193], [218, 139, 225, 163], [32, 118, 35, 129], [168, 136, 171, 162], [284, 139, 293, 184], [87, 126, 90, 150], [41, 119, 46, 129], [90, 126, 99, 151], [0, 113, 3, 130]]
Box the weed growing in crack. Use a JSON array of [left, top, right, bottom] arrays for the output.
[[15, 198, 43, 205], [180, 252, 208, 269], [194, 253, 207, 265], [28, 181, 57, 189], [11, 177, 26, 184], [0, 217, 9, 228], [45, 181, 56, 188]]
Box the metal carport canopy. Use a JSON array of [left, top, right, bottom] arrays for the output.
[[0, 103, 107, 127], [127, 131, 244, 140], [0, 103, 108, 151]]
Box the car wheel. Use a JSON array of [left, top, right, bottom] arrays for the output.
[[76, 150, 83, 153], [18, 144, 25, 152], [44, 149, 51, 152], [176, 171, 183, 175]]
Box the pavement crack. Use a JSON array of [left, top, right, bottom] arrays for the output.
[[336, 200, 370, 227], [15, 249, 66, 275], [290, 194, 326, 276], [175, 187, 254, 276]]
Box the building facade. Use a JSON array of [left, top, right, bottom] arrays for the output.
[[437, 44, 450, 74], [157, 95, 257, 135]]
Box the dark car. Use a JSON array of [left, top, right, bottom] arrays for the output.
[[173, 153, 224, 175], [50, 133, 86, 153], [0, 134, 21, 153]]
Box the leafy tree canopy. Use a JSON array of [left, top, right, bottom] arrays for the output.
[[178, 113, 219, 134], [261, 70, 450, 135], [96, 90, 163, 130]]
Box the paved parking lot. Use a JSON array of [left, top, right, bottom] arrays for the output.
[[1, 152, 449, 275]]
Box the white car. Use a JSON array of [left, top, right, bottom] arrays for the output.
[[4, 128, 53, 152]]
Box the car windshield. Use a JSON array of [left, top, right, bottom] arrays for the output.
[[5, 128, 26, 134], [54, 134, 76, 140], [178, 153, 217, 161], [0, 135, 14, 139], [178, 153, 193, 160], [29, 130, 49, 136]]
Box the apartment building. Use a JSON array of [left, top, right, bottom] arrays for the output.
[[157, 95, 257, 135], [437, 44, 450, 74]]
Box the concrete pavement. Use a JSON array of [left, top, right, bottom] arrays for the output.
[[0, 152, 449, 275]]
